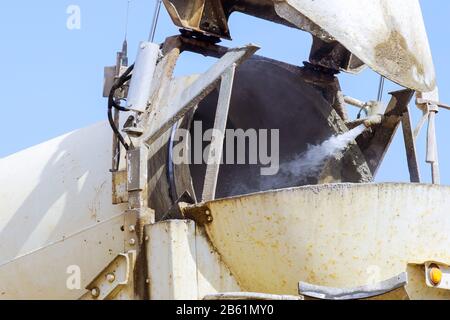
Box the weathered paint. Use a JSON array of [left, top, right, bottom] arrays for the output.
[[275, 0, 435, 92], [0, 122, 128, 299], [162, 0, 436, 92], [189, 183, 450, 299], [146, 220, 241, 300]]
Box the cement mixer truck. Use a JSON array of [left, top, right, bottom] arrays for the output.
[[1, 0, 450, 300]]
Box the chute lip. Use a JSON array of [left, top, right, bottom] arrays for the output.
[[275, 0, 437, 93]]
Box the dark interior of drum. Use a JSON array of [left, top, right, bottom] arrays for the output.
[[188, 57, 367, 199]]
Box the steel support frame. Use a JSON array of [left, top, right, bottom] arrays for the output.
[[140, 39, 259, 145], [357, 89, 416, 181], [138, 36, 258, 202], [105, 35, 259, 300]]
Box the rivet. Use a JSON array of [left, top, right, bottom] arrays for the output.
[[129, 225, 136, 233], [145, 236, 149, 242], [207, 216, 213, 222], [106, 273, 115, 283], [91, 287, 100, 298], [205, 210, 211, 216], [129, 238, 136, 246], [146, 279, 150, 284]]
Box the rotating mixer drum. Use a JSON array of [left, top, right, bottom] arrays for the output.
[[148, 56, 372, 219]]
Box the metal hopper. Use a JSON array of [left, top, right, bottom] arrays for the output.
[[183, 183, 450, 299]]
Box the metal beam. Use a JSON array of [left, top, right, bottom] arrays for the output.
[[202, 65, 236, 202], [142, 44, 259, 145], [414, 110, 429, 139], [427, 105, 441, 184], [401, 109, 421, 183]]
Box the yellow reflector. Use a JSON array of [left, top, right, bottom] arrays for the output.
[[429, 267, 443, 286]]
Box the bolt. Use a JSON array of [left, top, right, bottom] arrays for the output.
[[106, 273, 115, 283], [129, 238, 136, 246], [207, 216, 213, 222], [129, 225, 136, 233], [145, 236, 149, 242], [429, 265, 442, 286], [91, 287, 100, 298], [205, 210, 211, 216], [146, 279, 150, 284]]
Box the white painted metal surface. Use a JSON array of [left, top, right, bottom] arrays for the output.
[[127, 42, 160, 112], [188, 183, 450, 299], [275, 0, 436, 92], [0, 122, 128, 299], [146, 220, 241, 300], [202, 65, 236, 202]]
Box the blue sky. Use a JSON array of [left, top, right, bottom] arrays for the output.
[[0, 1, 449, 184]]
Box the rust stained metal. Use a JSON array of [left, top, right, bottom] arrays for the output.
[[182, 204, 213, 226], [82, 251, 136, 300], [163, 0, 329, 40], [183, 183, 450, 299], [374, 31, 425, 88], [112, 170, 128, 204], [162, 0, 436, 92], [179, 36, 230, 58], [309, 37, 366, 74], [401, 109, 421, 183], [163, 0, 230, 39]]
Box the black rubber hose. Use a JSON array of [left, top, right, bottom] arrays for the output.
[[108, 104, 130, 151], [108, 64, 135, 151]]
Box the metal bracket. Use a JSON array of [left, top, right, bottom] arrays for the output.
[[416, 98, 450, 111], [112, 170, 128, 204], [163, 0, 231, 39], [82, 251, 136, 300], [127, 147, 148, 192], [181, 204, 213, 225], [124, 210, 140, 251], [415, 97, 442, 184]]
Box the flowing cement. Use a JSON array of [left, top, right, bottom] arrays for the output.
[[281, 124, 367, 182]]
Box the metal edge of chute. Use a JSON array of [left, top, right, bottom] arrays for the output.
[[299, 272, 408, 300], [274, 0, 436, 93]]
